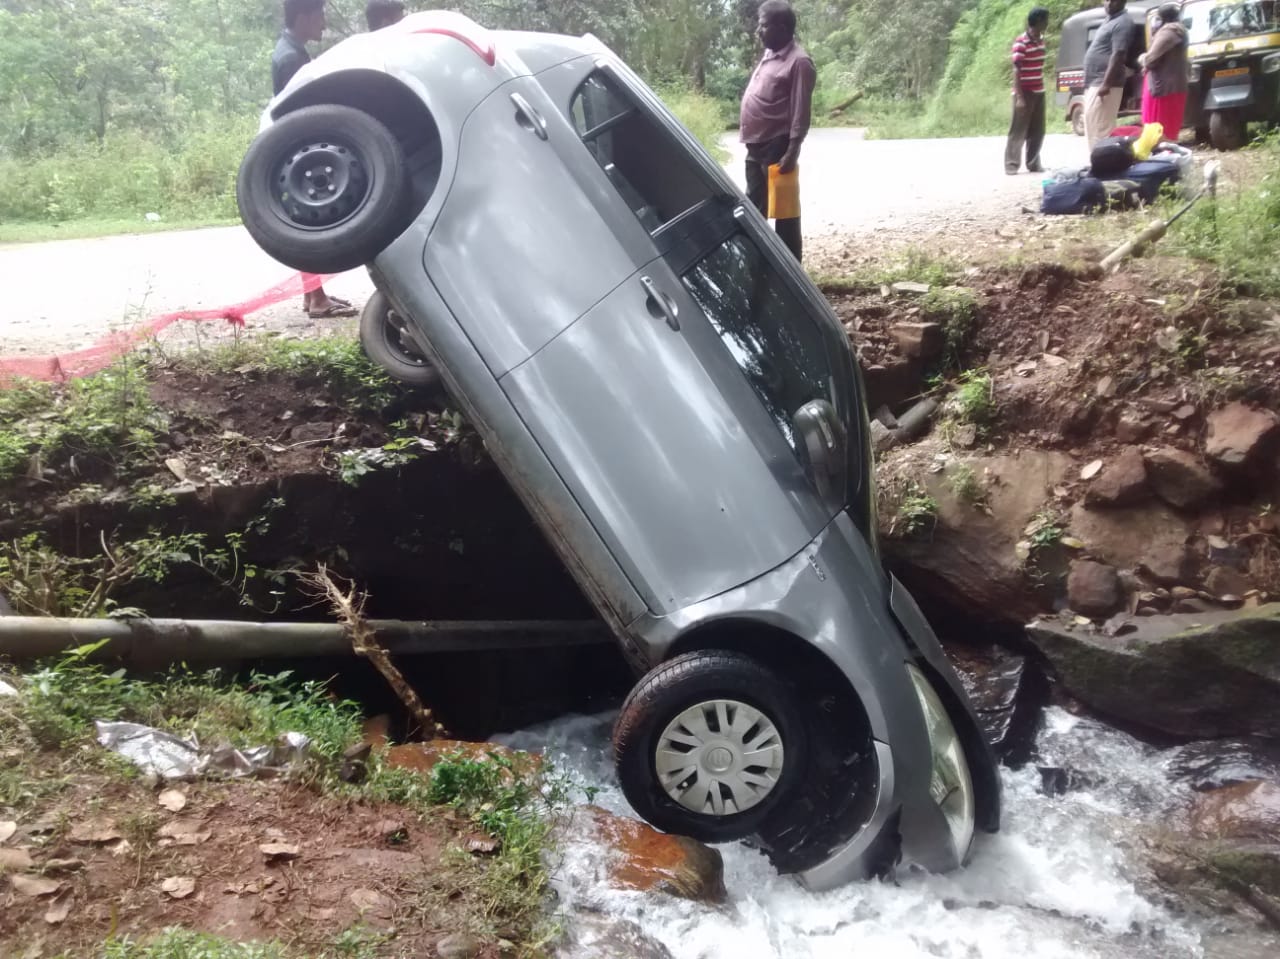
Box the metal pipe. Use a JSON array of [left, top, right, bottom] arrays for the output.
[[0, 616, 613, 666]]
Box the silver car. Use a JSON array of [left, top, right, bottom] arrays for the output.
[[237, 10, 1000, 889]]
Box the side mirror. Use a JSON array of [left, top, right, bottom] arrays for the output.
[[793, 399, 846, 504]]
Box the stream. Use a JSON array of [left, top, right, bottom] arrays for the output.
[[496, 707, 1280, 959]]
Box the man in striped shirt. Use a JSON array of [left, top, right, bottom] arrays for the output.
[[1005, 7, 1051, 175]]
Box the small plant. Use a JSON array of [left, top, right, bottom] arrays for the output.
[[336, 436, 435, 486], [950, 370, 996, 431], [947, 463, 987, 507], [102, 929, 289, 959], [921, 287, 980, 365], [883, 479, 939, 538]]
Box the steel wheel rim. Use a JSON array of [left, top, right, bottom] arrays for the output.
[[655, 698, 785, 816], [381, 308, 428, 366], [272, 139, 369, 230]]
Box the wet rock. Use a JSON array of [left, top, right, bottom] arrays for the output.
[[947, 646, 1045, 763], [436, 933, 483, 959], [1025, 604, 1280, 738], [1171, 740, 1280, 791], [882, 450, 1074, 626], [386, 741, 538, 778], [1191, 781, 1280, 843], [1207, 566, 1253, 600], [1144, 448, 1224, 510], [890, 322, 944, 360], [1083, 447, 1149, 508], [1067, 561, 1123, 617], [1174, 598, 1216, 614], [1068, 502, 1194, 586], [571, 806, 726, 904], [1037, 766, 1097, 797], [1205, 403, 1280, 467], [554, 915, 675, 959]]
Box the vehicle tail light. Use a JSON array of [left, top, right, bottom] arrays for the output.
[[400, 12, 496, 66]]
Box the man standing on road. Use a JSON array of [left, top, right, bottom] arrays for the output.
[[1005, 7, 1050, 175], [271, 0, 356, 319], [740, 0, 816, 262], [1082, 0, 1135, 149], [365, 0, 405, 32]]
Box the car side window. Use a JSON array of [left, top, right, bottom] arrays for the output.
[[682, 232, 836, 462], [570, 72, 716, 233]]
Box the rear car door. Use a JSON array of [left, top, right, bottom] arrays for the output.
[[501, 70, 843, 615]]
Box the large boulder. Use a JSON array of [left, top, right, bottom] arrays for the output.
[[881, 448, 1074, 625], [1205, 403, 1280, 467], [1143, 448, 1224, 510], [1026, 605, 1280, 739], [1068, 502, 1196, 586], [1190, 781, 1280, 843], [1083, 447, 1149, 508]]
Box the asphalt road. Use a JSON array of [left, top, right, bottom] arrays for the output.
[[1, 129, 1080, 358]]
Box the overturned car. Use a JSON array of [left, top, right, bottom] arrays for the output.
[[236, 10, 1000, 890]]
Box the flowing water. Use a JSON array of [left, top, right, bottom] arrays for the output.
[[496, 708, 1280, 959]]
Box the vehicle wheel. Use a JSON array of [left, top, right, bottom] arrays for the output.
[[237, 105, 412, 274], [1070, 105, 1085, 137], [1209, 110, 1248, 151], [613, 650, 807, 843], [359, 290, 440, 388]]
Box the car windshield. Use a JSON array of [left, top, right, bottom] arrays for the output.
[[1183, 0, 1279, 43]]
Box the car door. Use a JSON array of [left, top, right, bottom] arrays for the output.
[[501, 72, 843, 616], [423, 74, 640, 378]]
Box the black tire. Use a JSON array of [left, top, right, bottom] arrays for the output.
[[613, 650, 807, 843], [1209, 110, 1247, 152], [359, 290, 441, 389], [1070, 105, 1085, 138], [237, 104, 412, 274]]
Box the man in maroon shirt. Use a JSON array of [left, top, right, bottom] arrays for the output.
[[740, 1, 816, 261], [1005, 7, 1051, 175]]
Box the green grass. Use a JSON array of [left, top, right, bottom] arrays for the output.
[[660, 85, 731, 163], [0, 358, 165, 485], [950, 369, 996, 432], [1166, 135, 1280, 297], [91, 925, 388, 959], [0, 216, 239, 245]]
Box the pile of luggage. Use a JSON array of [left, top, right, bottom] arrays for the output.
[[1041, 122, 1193, 215]]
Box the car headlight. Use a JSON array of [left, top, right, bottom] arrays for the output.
[[1190, 62, 1202, 83], [1263, 54, 1280, 75], [907, 664, 976, 861]]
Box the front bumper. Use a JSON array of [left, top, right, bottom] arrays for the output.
[[633, 513, 1001, 891]]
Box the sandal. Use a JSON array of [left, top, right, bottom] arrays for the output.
[[307, 303, 358, 318]]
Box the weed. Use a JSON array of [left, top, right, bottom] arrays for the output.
[[874, 248, 962, 288], [101, 929, 289, 959], [947, 463, 987, 507], [921, 287, 980, 366], [182, 337, 403, 413], [948, 370, 996, 432], [658, 86, 730, 162], [337, 436, 436, 486], [1028, 510, 1064, 550], [880, 478, 939, 538]]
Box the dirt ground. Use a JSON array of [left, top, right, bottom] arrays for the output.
[[1, 775, 498, 957]]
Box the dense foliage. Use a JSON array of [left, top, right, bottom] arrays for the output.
[[0, 1, 1097, 225]]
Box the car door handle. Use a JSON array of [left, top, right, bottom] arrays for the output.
[[510, 92, 548, 141], [640, 275, 680, 331]]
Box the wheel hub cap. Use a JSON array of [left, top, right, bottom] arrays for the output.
[[274, 141, 368, 229], [655, 699, 784, 817]]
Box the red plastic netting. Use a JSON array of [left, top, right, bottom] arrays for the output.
[[0, 271, 336, 386]]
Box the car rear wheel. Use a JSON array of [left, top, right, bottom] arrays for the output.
[[1070, 105, 1085, 137], [359, 290, 440, 388], [1209, 110, 1248, 151], [237, 104, 412, 274], [613, 650, 806, 843]]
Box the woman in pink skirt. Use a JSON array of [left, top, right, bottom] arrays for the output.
[[1140, 3, 1190, 140]]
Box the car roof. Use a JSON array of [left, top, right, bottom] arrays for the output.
[[1062, 1, 1163, 31]]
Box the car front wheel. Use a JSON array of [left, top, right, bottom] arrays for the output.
[[237, 104, 412, 274], [613, 650, 807, 843]]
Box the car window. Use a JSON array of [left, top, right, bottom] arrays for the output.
[[570, 72, 716, 233], [682, 232, 836, 464]]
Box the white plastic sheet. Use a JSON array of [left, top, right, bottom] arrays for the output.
[[94, 721, 310, 780]]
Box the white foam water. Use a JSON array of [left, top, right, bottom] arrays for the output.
[[495, 708, 1274, 959]]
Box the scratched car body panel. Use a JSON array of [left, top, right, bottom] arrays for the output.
[[237, 10, 1000, 889]]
